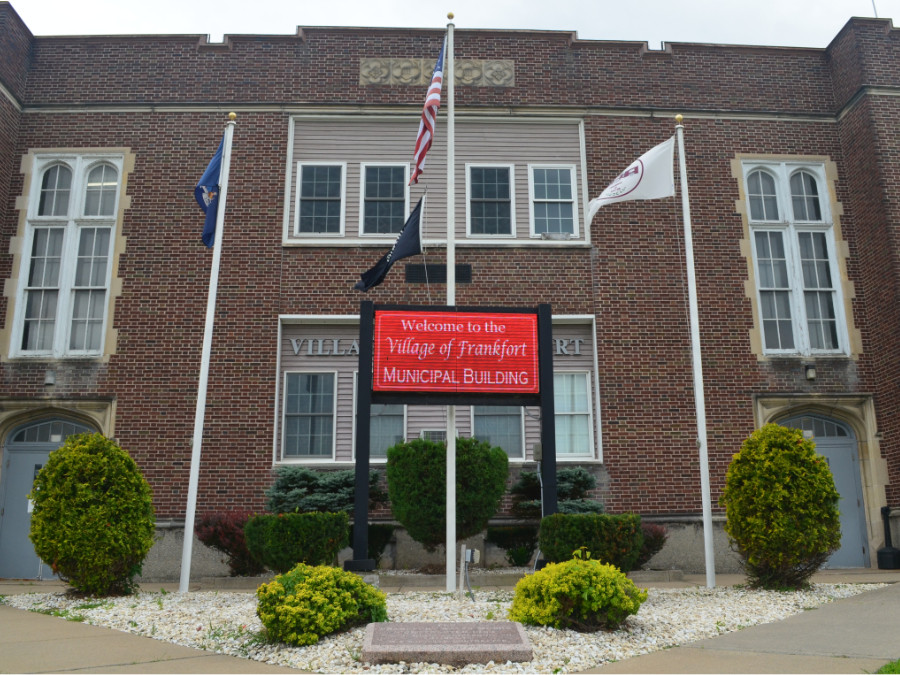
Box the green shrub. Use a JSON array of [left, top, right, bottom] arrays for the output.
[[386, 437, 508, 552], [195, 510, 266, 577], [508, 551, 647, 631], [635, 522, 669, 569], [244, 512, 348, 573], [539, 512, 643, 572], [256, 563, 387, 645], [265, 467, 386, 514], [28, 433, 155, 596], [349, 523, 396, 565], [486, 525, 539, 566], [721, 424, 841, 589], [511, 468, 604, 518]]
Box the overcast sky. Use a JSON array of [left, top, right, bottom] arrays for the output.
[[8, 0, 899, 49]]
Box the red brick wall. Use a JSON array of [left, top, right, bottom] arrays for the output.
[[2, 9, 900, 521]]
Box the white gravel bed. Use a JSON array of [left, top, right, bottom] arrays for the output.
[[1, 583, 884, 673]]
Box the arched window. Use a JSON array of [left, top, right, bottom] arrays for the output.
[[790, 170, 822, 221], [84, 164, 119, 217], [11, 418, 94, 444], [747, 170, 779, 221], [38, 165, 72, 217]]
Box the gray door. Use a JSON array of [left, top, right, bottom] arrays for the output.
[[781, 415, 868, 568], [0, 419, 93, 579]]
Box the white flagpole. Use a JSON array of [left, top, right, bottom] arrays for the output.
[[675, 114, 716, 589], [445, 15, 457, 593], [179, 113, 236, 593]]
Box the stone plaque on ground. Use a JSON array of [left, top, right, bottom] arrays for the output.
[[362, 621, 533, 666]]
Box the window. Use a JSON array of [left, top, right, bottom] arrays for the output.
[[14, 156, 121, 358], [530, 166, 577, 237], [295, 163, 345, 235], [353, 372, 406, 460], [361, 164, 408, 234], [468, 165, 514, 236], [554, 372, 592, 456], [745, 162, 845, 355], [473, 405, 524, 459], [283, 372, 336, 458]]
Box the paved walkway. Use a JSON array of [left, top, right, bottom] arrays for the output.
[[0, 569, 898, 673]]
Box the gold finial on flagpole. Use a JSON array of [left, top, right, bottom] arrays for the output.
[[228, 112, 237, 121], [675, 114, 683, 124], [448, 12, 454, 19]]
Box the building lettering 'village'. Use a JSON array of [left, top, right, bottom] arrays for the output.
[[0, 1, 899, 578]]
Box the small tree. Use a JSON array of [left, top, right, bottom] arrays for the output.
[[510, 466, 604, 518], [721, 423, 841, 589], [265, 466, 386, 514], [386, 437, 508, 552], [29, 433, 155, 595]]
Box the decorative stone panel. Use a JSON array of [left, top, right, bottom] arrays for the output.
[[360, 59, 514, 86]]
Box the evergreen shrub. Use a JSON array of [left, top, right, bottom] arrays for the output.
[[28, 433, 155, 596], [486, 524, 539, 566], [256, 563, 387, 645], [635, 522, 669, 569], [386, 437, 508, 552], [195, 510, 265, 576], [508, 550, 647, 631], [539, 512, 644, 572], [265, 466, 386, 514], [721, 423, 841, 589], [511, 467, 604, 518], [244, 512, 348, 573]]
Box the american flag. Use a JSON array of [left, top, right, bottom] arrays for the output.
[[409, 38, 446, 185]]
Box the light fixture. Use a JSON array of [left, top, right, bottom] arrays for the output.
[[805, 364, 816, 381], [44, 369, 56, 386]]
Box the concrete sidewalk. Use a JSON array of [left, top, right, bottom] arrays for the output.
[[0, 569, 898, 674]]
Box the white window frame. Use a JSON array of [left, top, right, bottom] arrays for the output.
[[554, 370, 594, 459], [528, 164, 579, 239], [358, 162, 410, 237], [351, 371, 407, 462], [465, 163, 516, 238], [281, 370, 338, 462], [470, 405, 525, 460], [11, 154, 123, 359], [743, 161, 847, 356], [293, 162, 347, 237]]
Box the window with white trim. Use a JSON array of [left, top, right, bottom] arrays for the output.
[[360, 164, 409, 235], [295, 163, 345, 235], [472, 405, 524, 459], [283, 372, 336, 459], [529, 165, 577, 237], [744, 162, 845, 355], [14, 156, 122, 357], [554, 372, 593, 456], [467, 165, 514, 236]]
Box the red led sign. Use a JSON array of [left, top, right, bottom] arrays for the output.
[[373, 310, 539, 394]]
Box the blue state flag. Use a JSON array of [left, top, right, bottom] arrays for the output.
[[355, 198, 423, 292], [194, 138, 224, 247]]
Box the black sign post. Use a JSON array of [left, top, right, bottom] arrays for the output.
[[344, 301, 557, 571]]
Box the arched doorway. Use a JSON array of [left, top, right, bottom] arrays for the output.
[[780, 414, 869, 568], [0, 418, 94, 578]]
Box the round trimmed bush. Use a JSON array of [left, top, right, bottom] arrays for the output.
[[29, 433, 155, 596], [721, 423, 841, 589], [508, 553, 647, 631], [386, 437, 509, 552], [256, 563, 387, 645], [244, 511, 349, 573]]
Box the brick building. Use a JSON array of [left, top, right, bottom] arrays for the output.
[[0, 1, 898, 577]]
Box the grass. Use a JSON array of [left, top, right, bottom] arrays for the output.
[[876, 657, 900, 674]]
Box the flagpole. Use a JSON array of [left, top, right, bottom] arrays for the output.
[[179, 113, 236, 593], [444, 14, 457, 593], [675, 114, 716, 589]]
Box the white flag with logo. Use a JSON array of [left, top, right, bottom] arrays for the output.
[[587, 136, 675, 222]]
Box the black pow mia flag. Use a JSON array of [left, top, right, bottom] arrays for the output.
[[354, 197, 423, 292]]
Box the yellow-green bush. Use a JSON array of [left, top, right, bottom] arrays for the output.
[[721, 423, 841, 589], [256, 563, 387, 645], [508, 553, 647, 631], [29, 433, 155, 596]]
